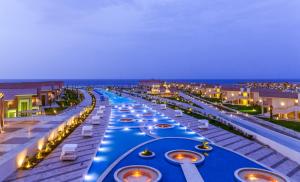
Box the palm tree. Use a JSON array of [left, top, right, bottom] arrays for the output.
[[270, 105, 273, 120]]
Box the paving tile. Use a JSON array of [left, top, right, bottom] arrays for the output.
[[1, 137, 32, 144], [260, 153, 285, 167], [31, 128, 51, 132], [289, 169, 300, 182], [275, 160, 299, 175], [3, 128, 22, 133]]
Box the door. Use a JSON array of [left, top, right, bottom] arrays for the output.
[[42, 95, 46, 106]]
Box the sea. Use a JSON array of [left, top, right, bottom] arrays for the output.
[[0, 79, 300, 87]]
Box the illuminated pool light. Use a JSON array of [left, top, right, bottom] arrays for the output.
[[93, 156, 106, 162], [84, 174, 96, 181], [187, 131, 196, 134], [98, 147, 111, 152], [101, 140, 111, 145], [123, 127, 130, 131]]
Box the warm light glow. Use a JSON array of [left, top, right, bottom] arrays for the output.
[[280, 102, 285, 106], [132, 170, 142, 178]]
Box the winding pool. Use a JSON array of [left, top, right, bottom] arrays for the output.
[[84, 90, 273, 182]]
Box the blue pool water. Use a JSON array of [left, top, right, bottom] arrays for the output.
[[85, 90, 270, 182], [103, 138, 266, 182]]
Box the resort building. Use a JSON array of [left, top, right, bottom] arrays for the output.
[[259, 90, 300, 120], [0, 81, 64, 118], [199, 85, 221, 99], [222, 86, 260, 105], [139, 80, 178, 97]]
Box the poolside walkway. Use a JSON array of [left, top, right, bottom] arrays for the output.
[[127, 94, 300, 182], [0, 90, 92, 160], [5, 92, 111, 182]]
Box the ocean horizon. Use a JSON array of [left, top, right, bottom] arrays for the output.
[[0, 79, 300, 86]]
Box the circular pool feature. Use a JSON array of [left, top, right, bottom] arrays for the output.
[[165, 150, 205, 165], [114, 165, 162, 182], [120, 118, 135, 122], [139, 150, 156, 158], [195, 142, 213, 152], [195, 144, 213, 152], [234, 168, 289, 182], [154, 123, 174, 129]]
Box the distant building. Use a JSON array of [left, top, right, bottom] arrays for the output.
[[258, 89, 300, 120], [138, 80, 177, 97], [200, 85, 222, 99], [0, 81, 63, 118]]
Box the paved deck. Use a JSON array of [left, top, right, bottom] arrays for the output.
[[0, 90, 92, 160], [128, 94, 300, 182], [5, 92, 111, 182]]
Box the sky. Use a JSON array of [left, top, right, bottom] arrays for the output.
[[0, 0, 299, 79]]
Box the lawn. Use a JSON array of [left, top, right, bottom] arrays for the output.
[[259, 117, 300, 132], [168, 96, 203, 109], [45, 89, 84, 115], [223, 104, 263, 115]]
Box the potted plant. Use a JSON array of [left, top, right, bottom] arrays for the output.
[[195, 141, 213, 152], [139, 148, 155, 158]]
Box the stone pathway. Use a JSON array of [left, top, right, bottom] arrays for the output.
[[5, 92, 111, 182]]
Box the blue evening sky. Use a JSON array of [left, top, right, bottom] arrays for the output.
[[0, 0, 299, 79]]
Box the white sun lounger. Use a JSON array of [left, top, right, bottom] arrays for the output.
[[160, 104, 167, 110], [60, 144, 78, 161], [198, 119, 209, 129], [82, 125, 93, 137], [92, 115, 101, 124], [175, 110, 183, 117], [151, 100, 157, 105]]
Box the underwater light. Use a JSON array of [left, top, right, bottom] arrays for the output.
[[101, 140, 111, 145], [84, 174, 95, 181], [98, 147, 111, 152], [104, 134, 111, 138], [195, 137, 206, 141], [123, 127, 130, 131], [93, 156, 106, 162]]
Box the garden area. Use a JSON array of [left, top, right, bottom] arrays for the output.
[[168, 96, 203, 109], [44, 89, 84, 115], [223, 104, 263, 115], [259, 117, 300, 132]]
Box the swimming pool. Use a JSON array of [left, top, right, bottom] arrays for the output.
[[84, 90, 279, 182]]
